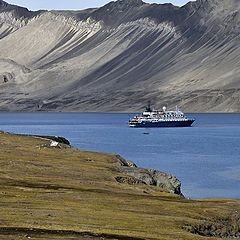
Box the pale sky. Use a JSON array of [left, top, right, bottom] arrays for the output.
[[6, 0, 192, 11]]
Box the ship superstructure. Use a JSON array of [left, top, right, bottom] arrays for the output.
[[129, 105, 194, 128]]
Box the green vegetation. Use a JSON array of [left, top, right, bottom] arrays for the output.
[[0, 132, 239, 239]]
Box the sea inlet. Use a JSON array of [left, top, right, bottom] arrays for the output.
[[0, 112, 239, 199]]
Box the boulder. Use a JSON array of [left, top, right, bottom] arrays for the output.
[[118, 163, 182, 196], [37, 136, 70, 145], [114, 155, 137, 167]]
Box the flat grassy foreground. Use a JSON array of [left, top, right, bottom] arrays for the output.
[[0, 132, 239, 240]]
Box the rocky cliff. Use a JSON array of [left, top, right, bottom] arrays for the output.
[[115, 155, 182, 195], [0, 0, 239, 112]]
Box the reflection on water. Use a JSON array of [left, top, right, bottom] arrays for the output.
[[0, 112, 239, 199]]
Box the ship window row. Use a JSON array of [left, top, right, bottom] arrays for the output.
[[163, 114, 184, 118], [142, 113, 184, 118]]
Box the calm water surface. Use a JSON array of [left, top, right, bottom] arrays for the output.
[[0, 112, 239, 199]]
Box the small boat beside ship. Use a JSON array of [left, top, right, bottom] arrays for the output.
[[129, 105, 194, 128]]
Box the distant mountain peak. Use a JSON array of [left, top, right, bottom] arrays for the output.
[[0, 0, 8, 9], [116, 0, 144, 6], [0, 0, 240, 112], [103, 0, 145, 9]]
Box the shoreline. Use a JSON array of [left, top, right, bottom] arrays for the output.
[[0, 131, 239, 239]]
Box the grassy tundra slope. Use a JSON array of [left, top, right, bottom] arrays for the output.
[[0, 132, 239, 239]]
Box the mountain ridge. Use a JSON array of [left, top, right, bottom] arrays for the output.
[[0, 0, 239, 112]]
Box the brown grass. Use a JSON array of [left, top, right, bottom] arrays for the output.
[[0, 132, 239, 239]]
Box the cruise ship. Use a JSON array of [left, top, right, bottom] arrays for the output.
[[129, 105, 194, 128]]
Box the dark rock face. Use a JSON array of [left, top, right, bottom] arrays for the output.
[[115, 155, 137, 167], [0, 72, 13, 83], [119, 166, 182, 195], [0, 0, 10, 10], [0, 0, 43, 18], [90, 0, 146, 26], [115, 154, 182, 195], [37, 136, 70, 145], [0, 0, 239, 112]]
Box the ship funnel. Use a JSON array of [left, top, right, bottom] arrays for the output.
[[163, 106, 166, 112]]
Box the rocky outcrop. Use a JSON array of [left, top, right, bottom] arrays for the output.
[[115, 155, 137, 167], [0, 72, 13, 83], [120, 167, 182, 195], [115, 155, 182, 196], [0, 0, 44, 29], [0, 0, 240, 112], [35, 135, 70, 145]]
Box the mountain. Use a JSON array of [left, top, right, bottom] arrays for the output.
[[0, 0, 239, 112]]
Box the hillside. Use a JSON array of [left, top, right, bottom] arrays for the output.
[[0, 0, 239, 112], [0, 131, 239, 239]]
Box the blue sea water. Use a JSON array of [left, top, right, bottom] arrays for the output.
[[0, 112, 239, 199]]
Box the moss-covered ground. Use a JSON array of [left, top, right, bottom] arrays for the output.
[[0, 132, 239, 239]]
